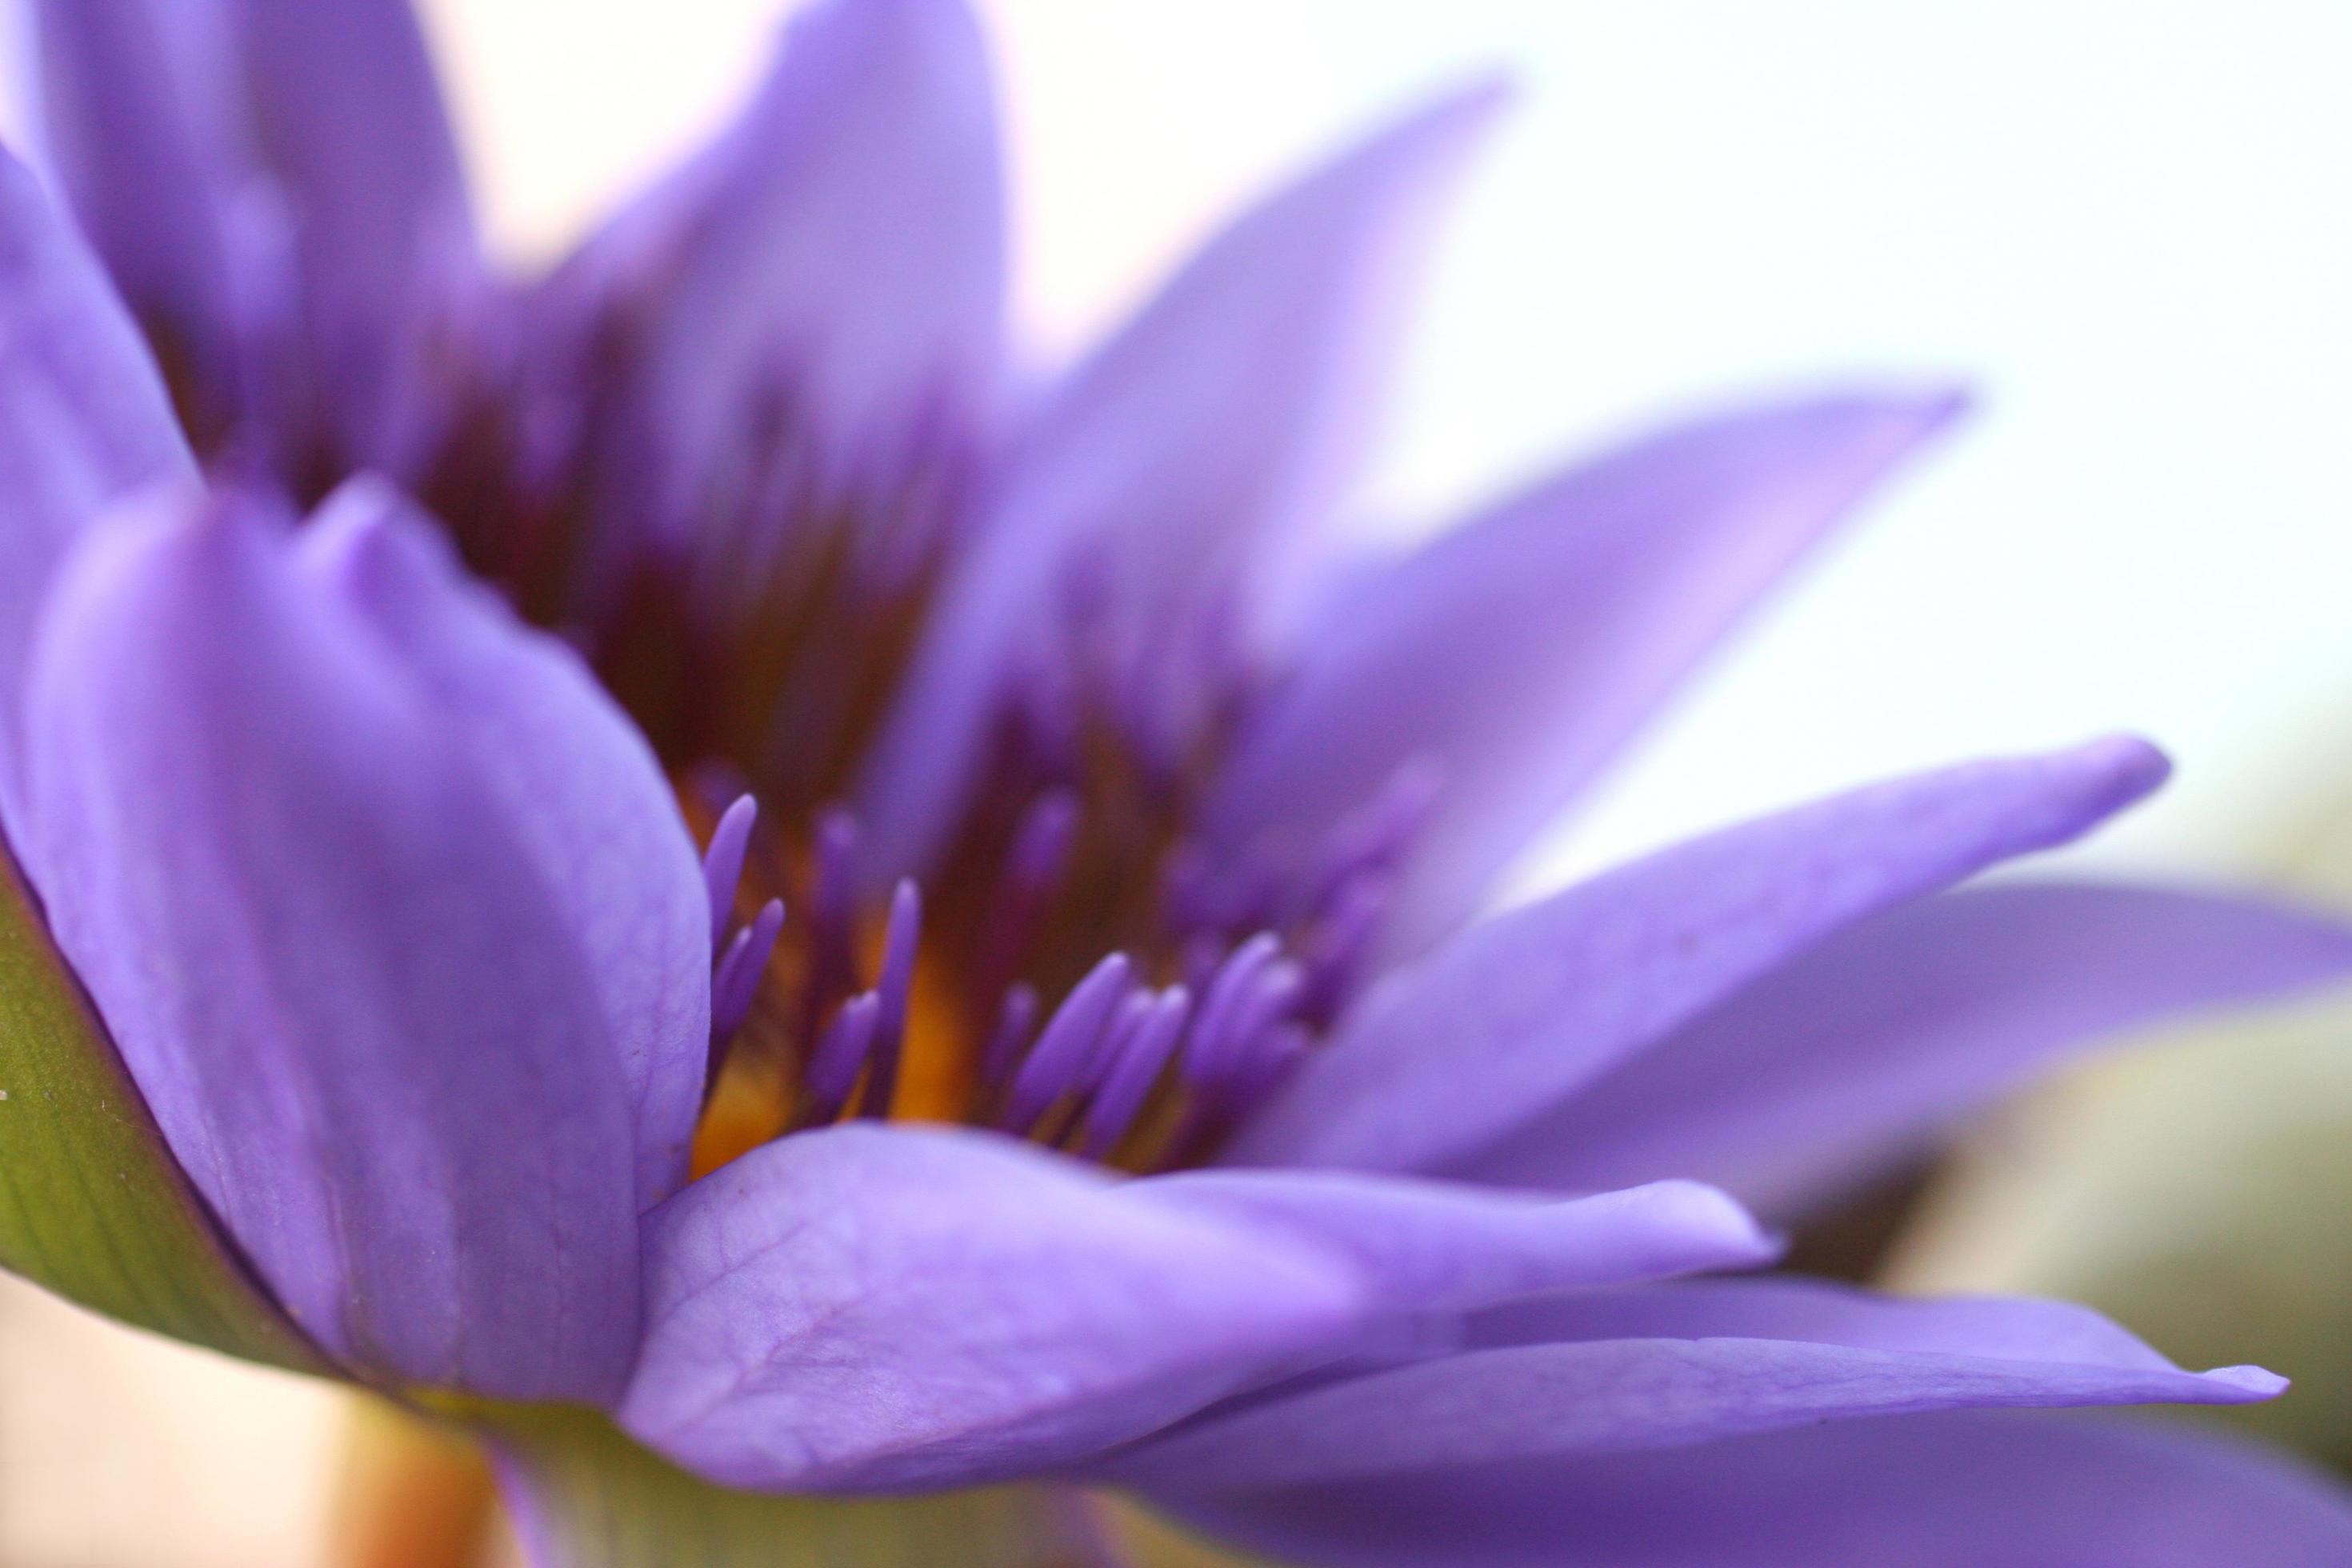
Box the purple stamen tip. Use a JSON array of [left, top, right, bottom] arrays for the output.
[[1082, 985, 1193, 1158], [712, 897, 786, 1045], [1183, 932, 1283, 1086], [807, 992, 882, 1117], [702, 794, 759, 954], [1002, 952, 1134, 1134], [981, 984, 1041, 1086], [860, 880, 925, 1117]]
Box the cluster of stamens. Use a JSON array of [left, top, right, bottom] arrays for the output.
[[682, 743, 1431, 1178]]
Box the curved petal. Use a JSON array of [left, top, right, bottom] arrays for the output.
[[19, 490, 641, 1402], [612, 0, 1005, 558], [26, 0, 479, 474], [857, 79, 1504, 882], [1157, 1410, 2352, 1567], [617, 1123, 1362, 1493], [21, 0, 251, 440], [1131, 1170, 1775, 1316], [1099, 1278, 2280, 1491], [0, 144, 194, 807], [301, 478, 711, 1210], [1224, 738, 2166, 1175], [1467, 882, 2352, 1216], [232, 0, 482, 474], [1205, 389, 1964, 954]]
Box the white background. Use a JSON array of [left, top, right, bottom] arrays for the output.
[[424, 0, 2352, 891]]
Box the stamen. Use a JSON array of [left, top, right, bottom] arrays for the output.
[[858, 880, 924, 1117], [973, 790, 1078, 1006], [1219, 959, 1304, 1085], [701, 794, 759, 952], [711, 898, 786, 1050], [1296, 870, 1390, 1025], [1302, 758, 1444, 914], [1001, 952, 1134, 1135], [806, 992, 881, 1121], [980, 983, 1040, 1087], [1082, 985, 1193, 1160], [1085, 989, 1161, 1098], [802, 808, 862, 1039], [1182, 932, 1284, 1088]]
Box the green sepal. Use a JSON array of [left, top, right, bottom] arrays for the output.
[[475, 1401, 1129, 1568], [0, 850, 324, 1372]]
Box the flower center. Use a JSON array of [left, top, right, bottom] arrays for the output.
[[162, 310, 1422, 1177], [677, 722, 1430, 1177]]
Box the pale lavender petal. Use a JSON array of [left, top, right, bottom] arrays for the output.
[[22, 0, 250, 439], [1163, 1410, 2352, 1567], [1224, 738, 2166, 1175], [19, 491, 641, 1401], [1101, 1278, 2280, 1491], [1208, 390, 1965, 956], [1469, 882, 2352, 1216], [857, 80, 1504, 882], [0, 144, 194, 816], [617, 1123, 1361, 1491], [1131, 1170, 1776, 1314], [232, 0, 482, 474], [299, 478, 712, 1212], [618, 0, 1004, 552]]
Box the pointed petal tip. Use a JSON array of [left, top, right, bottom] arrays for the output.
[[2202, 1365, 2290, 1401], [1628, 1179, 1782, 1267], [1354, 67, 1517, 189], [2069, 731, 2173, 806]]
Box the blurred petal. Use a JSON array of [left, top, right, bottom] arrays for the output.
[[302, 478, 712, 1210], [21, 493, 642, 1400], [1468, 882, 2352, 1216], [858, 80, 1502, 881], [233, 0, 482, 473], [1102, 1278, 2280, 1491], [21, 0, 250, 438], [1158, 1410, 2352, 1568], [1208, 390, 1963, 954], [618, 1123, 1361, 1492], [1225, 738, 2166, 1174], [0, 144, 194, 805], [617, 0, 1005, 550], [1133, 1170, 1775, 1314]]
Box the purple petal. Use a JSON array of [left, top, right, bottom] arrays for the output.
[[856, 80, 1504, 882], [1100, 1277, 2280, 1491], [614, 0, 1005, 555], [616, 1123, 1361, 1491], [1161, 1410, 2352, 1567], [1131, 1170, 1776, 1314], [1224, 738, 2166, 1175], [18, 491, 641, 1401], [299, 478, 712, 1211], [0, 145, 194, 798], [231, 0, 482, 474], [1468, 881, 2352, 1216], [21, 0, 251, 441], [1208, 389, 1965, 956]]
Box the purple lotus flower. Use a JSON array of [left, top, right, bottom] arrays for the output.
[[3, 1, 2350, 1563]]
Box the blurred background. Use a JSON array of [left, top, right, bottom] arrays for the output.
[[2, 0, 2350, 1562]]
